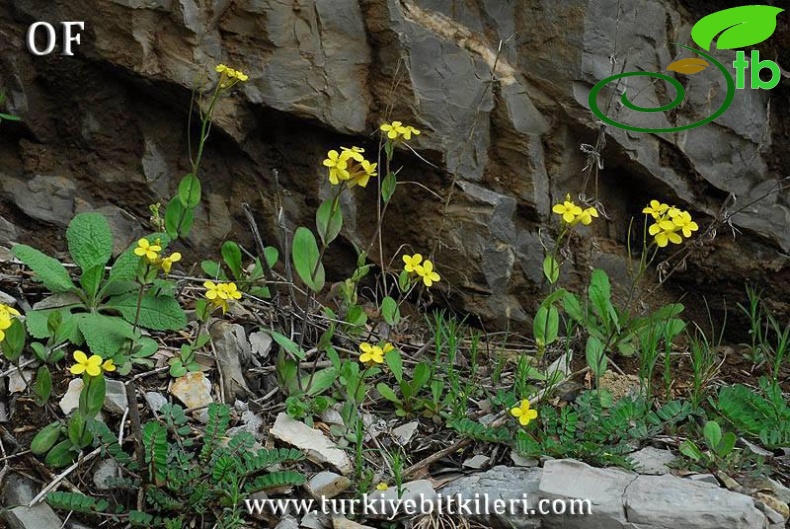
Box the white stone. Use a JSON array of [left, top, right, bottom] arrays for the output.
[[144, 391, 168, 413], [305, 471, 351, 500], [270, 413, 353, 475], [103, 380, 128, 415], [93, 459, 119, 490], [58, 379, 84, 415], [392, 421, 419, 445], [628, 446, 677, 475]]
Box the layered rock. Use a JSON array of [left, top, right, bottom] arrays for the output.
[[0, 0, 787, 328]]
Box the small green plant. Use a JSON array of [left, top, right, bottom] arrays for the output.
[[47, 403, 307, 528], [201, 240, 279, 299], [12, 213, 186, 363], [712, 378, 790, 448], [679, 420, 738, 470]]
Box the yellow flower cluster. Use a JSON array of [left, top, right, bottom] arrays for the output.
[[380, 121, 420, 141], [203, 281, 242, 314], [0, 304, 20, 342], [552, 195, 598, 226], [134, 239, 182, 275], [215, 64, 249, 82], [402, 254, 440, 287], [70, 350, 115, 377], [323, 147, 378, 188], [643, 200, 699, 247], [510, 399, 538, 426], [359, 342, 393, 365]]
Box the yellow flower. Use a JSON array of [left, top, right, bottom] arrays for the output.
[[672, 210, 699, 238], [233, 69, 249, 82], [340, 146, 365, 163], [102, 359, 116, 373], [642, 200, 669, 219], [574, 206, 599, 226], [552, 196, 583, 224], [399, 125, 420, 140], [204, 280, 225, 300], [382, 343, 394, 355], [417, 260, 440, 287], [402, 254, 423, 274], [649, 221, 683, 247], [348, 159, 378, 188], [376, 482, 389, 491], [380, 121, 403, 140], [70, 350, 104, 377], [510, 399, 538, 426], [359, 342, 384, 364], [324, 149, 350, 185], [222, 282, 242, 300], [134, 238, 162, 262], [215, 64, 228, 73], [160, 252, 182, 274]]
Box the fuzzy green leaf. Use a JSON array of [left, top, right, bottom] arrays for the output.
[[66, 212, 114, 272], [13, 245, 75, 293], [292, 227, 324, 293], [109, 293, 186, 331], [76, 313, 134, 358]]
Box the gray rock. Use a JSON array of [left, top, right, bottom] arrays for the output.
[[305, 471, 352, 500], [3, 505, 63, 529], [368, 480, 437, 519], [1, 175, 76, 226], [625, 474, 767, 528], [270, 413, 353, 475], [628, 447, 677, 476], [144, 392, 168, 413], [688, 474, 719, 485], [93, 459, 119, 490], [540, 459, 633, 528], [0, 216, 19, 245], [103, 380, 128, 415], [274, 516, 299, 529], [440, 466, 542, 528], [210, 321, 251, 401], [3, 474, 36, 505], [59, 379, 84, 415]]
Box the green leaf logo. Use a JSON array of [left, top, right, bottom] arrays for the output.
[[691, 5, 783, 51]]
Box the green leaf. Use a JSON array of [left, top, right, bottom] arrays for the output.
[[79, 375, 106, 418], [68, 413, 92, 448], [542, 255, 560, 284], [381, 296, 400, 326], [376, 383, 401, 404], [1, 318, 26, 362], [45, 440, 76, 468], [25, 308, 80, 341], [165, 199, 193, 239], [77, 313, 134, 358], [31, 422, 61, 455], [221, 241, 243, 280], [316, 199, 343, 245], [679, 439, 704, 462], [13, 245, 75, 293], [533, 305, 559, 346], [411, 362, 431, 393], [304, 367, 338, 396], [588, 269, 619, 332], [268, 330, 306, 360], [292, 227, 324, 293], [703, 421, 722, 451], [385, 349, 403, 384], [177, 173, 202, 208], [80, 265, 105, 301], [381, 172, 397, 202], [66, 212, 114, 272], [109, 293, 187, 331], [562, 292, 586, 324], [717, 432, 737, 457], [264, 246, 279, 268], [691, 5, 783, 51], [585, 336, 607, 378], [34, 365, 52, 406]]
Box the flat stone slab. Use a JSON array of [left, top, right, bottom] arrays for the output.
[[625, 474, 769, 528]]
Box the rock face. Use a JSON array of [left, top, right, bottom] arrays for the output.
[[440, 461, 774, 529], [1, 0, 788, 328]]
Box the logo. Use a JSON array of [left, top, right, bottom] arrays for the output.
[[589, 5, 783, 133]]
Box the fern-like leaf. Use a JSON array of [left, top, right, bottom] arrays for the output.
[[242, 448, 306, 476], [200, 403, 231, 463], [244, 470, 306, 493], [448, 418, 512, 443], [47, 491, 108, 514], [142, 421, 168, 484]]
